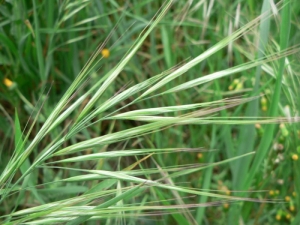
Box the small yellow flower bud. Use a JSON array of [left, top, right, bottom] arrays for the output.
[[292, 192, 296, 197], [292, 154, 299, 161], [235, 83, 243, 90], [262, 106, 267, 111], [275, 214, 281, 221], [3, 78, 13, 88], [261, 97, 267, 105], [286, 213, 291, 220], [223, 203, 229, 209], [285, 196, 291, 202], [197, 153, 203, 159], [279, 123, 285, 129], [269, 190, 274, 196], [101, 48, 110, 58], [289, 205, 295, 211], [255, 124, 261, 129], [233, 79, 239, 84]]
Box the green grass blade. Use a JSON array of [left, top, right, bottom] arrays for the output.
[[32, 0, 46, 81], [245, 0, 291, 190], [233, 0, 271, 190]]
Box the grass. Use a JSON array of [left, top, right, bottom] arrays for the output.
[[1, 0, 300, 224]]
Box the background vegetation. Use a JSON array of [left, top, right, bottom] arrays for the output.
[[1, 0, 300, 224]]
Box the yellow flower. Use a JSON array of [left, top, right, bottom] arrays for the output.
[[225, 190, 231, 196], [262, 105, 267, 111], [223, 203, 229, 209], [235, 82, 243, 90], [285, 196, 291, 202], [233, 79, 239, 84], [289, 205, 295, 211], [275, 214, 281, 221], [286, 213, 291, 220], [197, 153, 203, 159], [269, 190, 274, 196], [292, 154, 298, 161], [3, 78, 13, 88], [261, 97, 267, 105], [101, 48, 110, 58]]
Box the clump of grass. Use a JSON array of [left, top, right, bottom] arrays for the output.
[[1, 0, 300, 224]]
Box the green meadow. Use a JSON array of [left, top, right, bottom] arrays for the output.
[[1, 0, 300, 224]]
